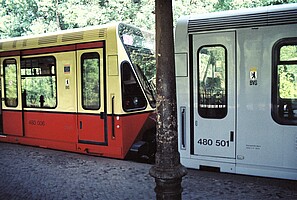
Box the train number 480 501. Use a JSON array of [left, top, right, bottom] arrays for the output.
[[197, 138, 230, 147]]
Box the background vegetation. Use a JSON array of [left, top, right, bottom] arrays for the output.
[[1, 0, 297, 39]]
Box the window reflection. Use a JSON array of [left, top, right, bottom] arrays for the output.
[[21, 57, 56, 108], [4, 59, 18, 107], [198, 46, 227, 119], [81, 52, 100, 110]]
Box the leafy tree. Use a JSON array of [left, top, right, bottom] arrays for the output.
[[1, 0, 297, 38], [4, 61, 18, 107], [27, 0, 61, 34], [213, 0, 235, 11], [213, 0, 297, 11], [0, 0, 39, 37], [278, 45, 297, 98], [82, 57, 100, 109]]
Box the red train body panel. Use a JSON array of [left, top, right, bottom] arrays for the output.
[[3, 111, 23, 136], [0, 110, 154, 159]]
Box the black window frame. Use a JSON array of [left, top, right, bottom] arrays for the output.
[[3, 58, 18, 107], [21, 56, 57, 108], [121, 61, 147, 112], [272, 37, 297, 125], [81, 52, 101, 110], [197, 44, 228, 119]]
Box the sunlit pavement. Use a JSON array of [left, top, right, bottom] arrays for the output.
[[0, 142, 296, 200]]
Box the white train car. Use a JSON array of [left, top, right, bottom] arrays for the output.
[[175, 4, 297, 180]]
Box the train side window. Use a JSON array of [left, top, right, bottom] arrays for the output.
[[272, 38, 297, 125], [121, 62, 146, 111], [81, 52, 100, 110], [4, 59, 18, 107], [21, 56, 57, 108], [197, 45, 227, 119]]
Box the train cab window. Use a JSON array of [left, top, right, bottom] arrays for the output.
[[81, 52, 100, 110], [21, 56, 56, 108], [4, 59, 18, 107], [121, 62, 146, 111], [197, 45, 227, 119], [272, 38, 297, 125]]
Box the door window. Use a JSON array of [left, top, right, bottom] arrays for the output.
[[81, 52, 100, 110], [272, 38, 297, 124], [198, 45, 227, 119], [4, 59, 18, 107]]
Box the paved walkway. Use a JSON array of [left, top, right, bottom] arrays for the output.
[[0, 142, 296, 200]]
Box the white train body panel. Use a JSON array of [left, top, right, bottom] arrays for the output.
[[175, 4, 297, 180]]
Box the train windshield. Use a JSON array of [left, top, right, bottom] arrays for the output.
[[118, 23, 156, 108]]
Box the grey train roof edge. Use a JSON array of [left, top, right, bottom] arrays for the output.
[[187, 3, 297, 33]]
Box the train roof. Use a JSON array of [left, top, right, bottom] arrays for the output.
[[181, 3, 297, 33], [0, 22, 126, 52]]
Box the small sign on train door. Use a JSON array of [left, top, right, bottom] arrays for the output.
[[250, 67, 257, 85], [64, 64, 70, 74], [65, 79, 70, 89]]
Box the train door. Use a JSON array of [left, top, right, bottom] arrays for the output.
[[2, 57, 23, 136], [0, 58, 2, 133], [77, 48, 107, 145], [192, 31, 236, 159]]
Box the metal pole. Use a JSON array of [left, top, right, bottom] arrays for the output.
[[149, 0, 187, 199]]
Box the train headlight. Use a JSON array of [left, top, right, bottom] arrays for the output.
[[133, 97, 139, 106]]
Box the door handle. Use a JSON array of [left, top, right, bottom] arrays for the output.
[[111, 95, 115, 139], [100, 112, 105, 119], [230, 131, 234, 142], [180, 106, 186, 149]]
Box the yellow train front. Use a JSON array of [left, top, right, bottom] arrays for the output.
[[0, 23, 156, 160]]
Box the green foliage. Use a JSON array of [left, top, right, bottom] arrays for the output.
[[0, 0, 156, 38], [1, 0, 297, 38], [22, 76, 57, 107], [278, 65, 297, 98], [4, 63, 17, 99], [82, 58, 100, 109], [278, 45, 297, 99], [280, 45, 297, 61], [20, 57, 57, 108], [213, 0, 235, 11], [0, 0, 38, 37], [213, 0, 297, 11], [199, 46, 226, 92]]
